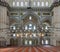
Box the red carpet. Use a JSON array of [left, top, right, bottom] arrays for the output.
[[0, 46, 60, 52]]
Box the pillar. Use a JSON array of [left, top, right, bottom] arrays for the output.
[[0, 5, 9, 46], [51, 5, 60, 46], [38, 37, 40, 46]]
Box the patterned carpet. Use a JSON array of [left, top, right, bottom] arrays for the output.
[[0, 46, 60, 52]]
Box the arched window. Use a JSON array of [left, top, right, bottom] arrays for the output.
[[25, 26, 28, 30], [29, 16, 32, 20], [29, 40, 32, 45], [46, 2, 48, 6], [34, 26, 36, 30], [21, 2, 24, 6], [25, 2, 28, 6], [13, 2, 15, 6], [17, 2, 19, 6], [25, 40, 28, 45], [13, 26, 16, 30], [41, 2, 44, 6], [29, 24, 32, 26], [42, 40, 44, 44], [45, 26, 48, 30], [29, 24, 32, 30], [37, 2, 40, 6], [33, 2, 36, 6], [45, 40, 49, 44], [13, 34, 16, 37]]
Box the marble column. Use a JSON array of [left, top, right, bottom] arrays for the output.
[[38, 37, 40, 46]]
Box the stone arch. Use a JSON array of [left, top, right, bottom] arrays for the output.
[[24, 21, 36, 26], [10, 11, 41, 27], [21, 11, 41, 25], [0, 37, 6, 47], [10, 38, 18, 46]]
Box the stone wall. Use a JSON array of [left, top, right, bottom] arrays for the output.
[[51, 6, 60, 46], [0, 6, 10, 46]]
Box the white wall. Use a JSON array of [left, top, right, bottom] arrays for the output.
[[0, 6, 10, 45]]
